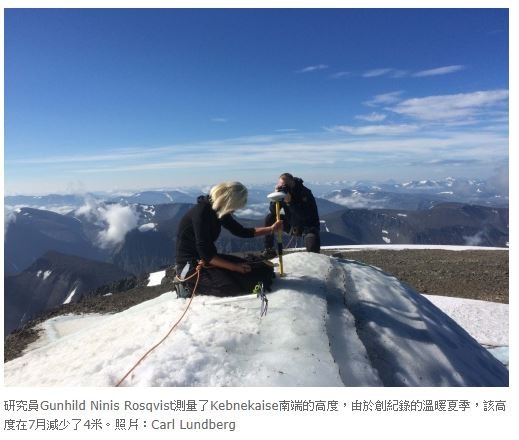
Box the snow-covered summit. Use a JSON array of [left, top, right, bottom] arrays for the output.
[[4, 253, 508, 387]]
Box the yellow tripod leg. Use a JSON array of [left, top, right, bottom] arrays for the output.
[[275, 201, 284, 276]]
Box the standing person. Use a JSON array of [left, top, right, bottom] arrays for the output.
[[263, 173, 320, 257], [175, 181, 282, 298]]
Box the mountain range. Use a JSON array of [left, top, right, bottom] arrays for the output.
[[5, 177, 509, 211], [5, 200, 508, 276], [5, 251, 132, 334], [4, 177, 509, 335], [4, 207, 108, 275]]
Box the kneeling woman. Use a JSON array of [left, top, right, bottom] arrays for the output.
[[175, 181, 282, 297]]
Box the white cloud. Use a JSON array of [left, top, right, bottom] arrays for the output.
[[75, 198, 139, 248], [4, 207, 17, 236], [487, 164, 509, 195], [390, 69, 408, 78], [75, 196, 103, 221], [235, 203, 269, 219], [363, 65, 464, 79], [10, 117, 507, 186], [327, 192, 386, 209], [463, 231, 485, 246], [297, 64, 329, 73], [363, 68, 407, 78], [413, 65, 465, 77], [98, 204, 139, 248], [326, 124, 418, 136], [211, 117, 228, 123], [390, 89, 509, 121], [363, 68, 393, 78], [69, 128, 507, 175], [363, 91, 404, 107], [329, 71, 350, 79], [355, 112, 387, 122], [7, 150, 159, 165]]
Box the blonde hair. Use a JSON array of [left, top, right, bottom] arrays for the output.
[[209, 181, 248, 218]]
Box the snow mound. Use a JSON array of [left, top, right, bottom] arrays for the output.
[[4, 253, 508, 387]]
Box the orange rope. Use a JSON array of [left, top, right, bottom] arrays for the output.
[[115, 266, 202, 387]]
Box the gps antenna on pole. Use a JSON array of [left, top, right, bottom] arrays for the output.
[[267, 191, 286, 276]]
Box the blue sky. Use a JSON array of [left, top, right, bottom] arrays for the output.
[[4, 8, 509, 194]]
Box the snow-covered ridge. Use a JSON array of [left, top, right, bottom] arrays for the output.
[[318, 244, 508, 251], [4, 253, 507, 387]]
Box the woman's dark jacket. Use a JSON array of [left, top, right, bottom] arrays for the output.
[[176, 196, 255, 265]]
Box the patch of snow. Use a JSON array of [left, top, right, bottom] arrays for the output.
[[63, 288, 77, 305], [421, 294, 509, 368], [382, 237, 391, 243], [147, 270, 166, 287], [138, 223, 157, 232], [438, 191, 454, 195], [142, 205, 156, 216], [42, 270, 52, 280], [382, 229, 388, 234], [422, 295, 508, 347], [397, 213, 407, 217]]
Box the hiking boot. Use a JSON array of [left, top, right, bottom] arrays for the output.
[[260, 248, 277, 260], [175, 282, 191, 299]]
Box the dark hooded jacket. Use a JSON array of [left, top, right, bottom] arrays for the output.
[[269, 177, 320, 233]]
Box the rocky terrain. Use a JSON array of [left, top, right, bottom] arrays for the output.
[[325, 249, 508, 303]]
